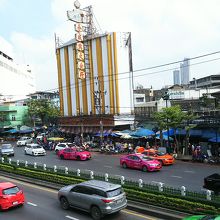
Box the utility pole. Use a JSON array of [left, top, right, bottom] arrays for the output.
[[94, 77, 106, 146], [162, 91, 170, 153]]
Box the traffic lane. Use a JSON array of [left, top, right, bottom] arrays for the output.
[[0, 176, 163, 220], [11, 147, 220, 191], [0, 176, 82, 220]]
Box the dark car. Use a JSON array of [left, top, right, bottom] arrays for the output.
[[203, 173, 220, 195]]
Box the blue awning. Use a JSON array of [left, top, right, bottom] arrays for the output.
[[156, 134, 174, 141], [130, 128, 154, 137], [208, 137, 220, 143], [19, 129, 33, 134], [176, 129, 202, 136], [3, 129, 18, 134]]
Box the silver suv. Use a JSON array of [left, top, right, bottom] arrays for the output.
[[58, 180, 127, 220]]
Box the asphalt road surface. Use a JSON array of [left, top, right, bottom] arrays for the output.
[[0, 176, 163, 220], [7, 144, 220, 192]]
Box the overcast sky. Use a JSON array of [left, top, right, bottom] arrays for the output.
[[1, 0, 220, 91]]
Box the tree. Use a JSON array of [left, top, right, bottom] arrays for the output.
[[153, 105, 193, 152], [153, 111, 167, 148], [182, 111, 197, 155], [27, 99, 60, 126]]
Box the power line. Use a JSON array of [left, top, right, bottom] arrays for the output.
[[2, 50, 220, 96], [44, 55, 220, 93]]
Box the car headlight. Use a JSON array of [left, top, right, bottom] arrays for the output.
[[149, 164, 158, 167]]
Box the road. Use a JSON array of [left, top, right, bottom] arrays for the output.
[[7, 144, 220, 192], [0, 176, 163, 220]]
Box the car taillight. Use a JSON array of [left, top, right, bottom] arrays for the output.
[[101, 198, 114, 203], [0, 195, 8, 199]]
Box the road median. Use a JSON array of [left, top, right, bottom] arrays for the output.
[[0, 159, 219, 218]]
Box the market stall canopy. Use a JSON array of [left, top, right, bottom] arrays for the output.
[[130, 128, 154, 137], [156, 134, 174, 141], [3, 129, 18, 134], [121, 134, 139, 139], [208, 137, 220, 143]]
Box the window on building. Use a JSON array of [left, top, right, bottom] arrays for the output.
[[136, 97, 144, 103], [11, 115, 16, 121]]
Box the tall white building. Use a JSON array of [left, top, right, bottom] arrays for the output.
[[173, 70, 180, 85], [0, 50, 35, 101], [180, 58, 190, 85]]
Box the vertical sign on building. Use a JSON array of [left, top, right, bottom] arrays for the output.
[[75, 23, 85, 79], [67, 0, 89, 79]]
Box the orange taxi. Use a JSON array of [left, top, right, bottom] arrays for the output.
[[141, 149, 175, 165]]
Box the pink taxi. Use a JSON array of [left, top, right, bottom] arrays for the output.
[[57, 147, 91, 161], [120, 153, 162, 172]]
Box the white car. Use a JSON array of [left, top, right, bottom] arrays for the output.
[[36, 133, 46, 141], [24, 144, 46, 156], [17, 137, 33, 146], [54, 143, 75, 153]]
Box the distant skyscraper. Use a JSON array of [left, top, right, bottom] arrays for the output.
[[180, 58, 190, 85], [173, 70, 180, 85]]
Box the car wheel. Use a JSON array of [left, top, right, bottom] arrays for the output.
[[24, 150, 27, 155], [77, 156, 81, 161], [91, 205, 102, 220], [122, 162, 127, 169], [55, 149, 59, 154], [60, 155, 64, 160], [142, 166, 148, 172], [60, 197, 69, 210], [32, 152, 34, 156]]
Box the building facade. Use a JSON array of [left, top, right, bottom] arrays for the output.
[[0, 102, 28, 130], [0, 50, 35, 101], [56, 32, 134, 133], [180, 58, 190, 85], [173, 70, 180, 85], [189, 74, 220, 89]]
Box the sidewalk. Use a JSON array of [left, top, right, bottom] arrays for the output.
[[176, 154, 192, 161]]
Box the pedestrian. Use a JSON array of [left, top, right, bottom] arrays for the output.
[[146, 142, 150, 149], [188, 143, 192, 155]]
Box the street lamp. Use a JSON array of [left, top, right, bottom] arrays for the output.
[[162, 91, 170, 152]]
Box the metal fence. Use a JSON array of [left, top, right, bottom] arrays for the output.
[[1, 157, 220, 204]]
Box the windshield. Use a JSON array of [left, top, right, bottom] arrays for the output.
[[67, 144, 75, 147], [33, 145, 42, 149], [76, 148, 84, 152], [2, 145, 12, 149], [3, 186, 20, 195], [107, 187, 124, 198], [156, 151, 166, 156], [140, 155, 153, 161], [20, 137, 27, 140]]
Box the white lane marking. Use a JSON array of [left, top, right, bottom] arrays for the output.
[[65, 215, 79, 220], [104, 165, 112, 168], [171, 175, 182, 179], [151, 181, 164, 184], [27, 202, 37, 207], [184, 170, 195, 173]]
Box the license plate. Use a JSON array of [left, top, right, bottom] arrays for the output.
[[116, 198, 123, 204], [13, 201, 18, 205]]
